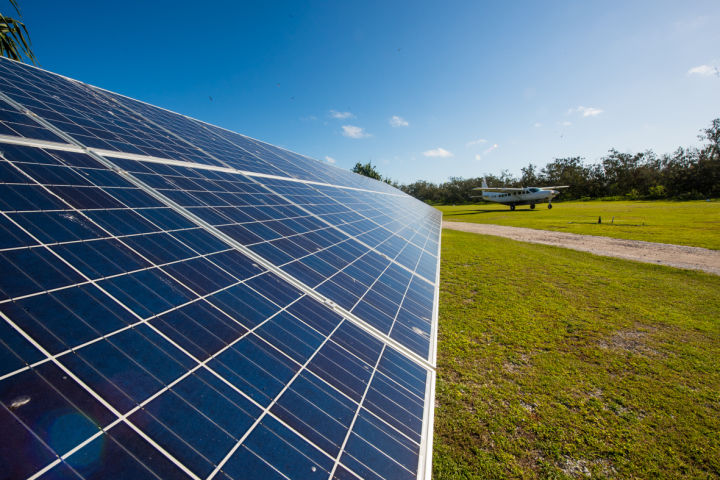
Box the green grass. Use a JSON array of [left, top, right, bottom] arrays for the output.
[[437, 200, 720, 250], [434, 229, 720, 479]]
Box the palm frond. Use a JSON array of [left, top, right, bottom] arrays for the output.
[[0, 4, 36, 64]]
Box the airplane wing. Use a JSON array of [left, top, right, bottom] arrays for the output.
[[542, 186, 570, 189], [471, 187, 524, 192]]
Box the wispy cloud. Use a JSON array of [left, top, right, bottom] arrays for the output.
[[389, 115, 409, 127], [533, 122, 542, 128], [330, 110, 354, 119], [559, 121, 572, 127], [324, 156, 336, 164], [568, 106, 603, 117], [341, 125, 370, 139], [688, 64, 720, 77], [483, 143, 499, 155], [466, 138, 487, 147], [423, 148, 453, 158], [474, 154, 482, 161]]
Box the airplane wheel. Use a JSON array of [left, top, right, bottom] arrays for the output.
[[548, 204, 553, 209], [530, 204, 535, 210], [510, 205, 515, 211]]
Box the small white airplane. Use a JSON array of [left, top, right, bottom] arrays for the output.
[[471, 178, 569, 210]]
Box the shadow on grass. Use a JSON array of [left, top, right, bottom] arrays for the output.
[[445, 209, 538, 216]]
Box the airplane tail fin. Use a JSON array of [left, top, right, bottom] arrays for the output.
[[482, 178, 488, 189]]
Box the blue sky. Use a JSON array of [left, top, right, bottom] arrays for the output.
[[14, 0, 720, 184]]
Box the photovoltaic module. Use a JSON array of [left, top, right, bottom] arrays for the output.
[[0, 57, 441, 480]]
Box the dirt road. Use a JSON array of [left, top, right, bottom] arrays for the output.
[[443, 221, 720, 276]]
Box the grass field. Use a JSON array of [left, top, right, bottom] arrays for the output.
[[434, 229, 720, 479], [438, 200, 720, 250]]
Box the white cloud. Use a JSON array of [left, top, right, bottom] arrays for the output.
[[466, 138, 487, 147], [474, 154, 482, 161], [330, 110, 354, 119], [389, 115, 409, 127], [324, 156, 336, 164], [533, 122, 542, 128], [569, 106, 603, 117], [341, 125, 370, 139], [423, 148, 453, 158], [560, 121, 572, 126], [688, 64, 720, 77], [483, 144, 499, 155]]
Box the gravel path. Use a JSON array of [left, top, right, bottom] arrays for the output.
[[443, 221, 720, 276]]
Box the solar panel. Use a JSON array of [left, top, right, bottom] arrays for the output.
[[0, 57, 440, 480]]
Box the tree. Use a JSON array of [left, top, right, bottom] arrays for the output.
[[351, 161, 382, 181], [1, 0, 35, 64]]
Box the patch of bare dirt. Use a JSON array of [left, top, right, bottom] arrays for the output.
[[443, 221, 720, 275], [598, 326, 664, 357]]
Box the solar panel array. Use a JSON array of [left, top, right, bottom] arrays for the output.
[[0, 57, 441, 480]]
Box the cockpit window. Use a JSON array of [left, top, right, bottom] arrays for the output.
[[529, 187, 539, 193]]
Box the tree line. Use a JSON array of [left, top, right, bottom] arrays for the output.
[[364, 118, 719, 204]]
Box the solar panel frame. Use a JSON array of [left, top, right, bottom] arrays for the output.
[[0, 57, 440, 480]]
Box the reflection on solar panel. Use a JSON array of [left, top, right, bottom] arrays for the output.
[[0, 57, 441, 480]]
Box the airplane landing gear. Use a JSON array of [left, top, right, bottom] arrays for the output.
[[530, 204, 535, 210], [548, 203, 553, 209], [510, 205, 515, 211]]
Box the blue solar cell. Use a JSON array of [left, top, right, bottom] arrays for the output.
[[0, 405, 58, 478], [60, 422, 191, 479], [62, 325, 195, 412], [150, 300, 247, 360], [0, 97, 66, 143], [97, 268, 196, 318], [0, 214, 37, 248], [51, 238, 151, 278], [271, 370, 356, 456], [223, 415, 334, 479], [0, 319, 46, 376], [0, 362, 112, 455], [208, 334, 299, 406], [255, 311, 327, 363], [0, 284, 133, 354], [364, 373, 424, 443], [204, 284, 277, 329], [0, 247, 84, 299]]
